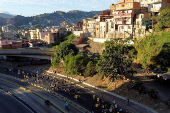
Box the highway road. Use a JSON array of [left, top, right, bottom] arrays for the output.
[[0, 65, 143, 113], [0, 78, 62, 113], [0, 74, 85, 113], [0, 89, 33, 113]]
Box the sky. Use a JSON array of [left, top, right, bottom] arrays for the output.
[[0, 0, 116, 17]]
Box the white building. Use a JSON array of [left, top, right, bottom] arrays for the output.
[[2, 26, 8, 32]]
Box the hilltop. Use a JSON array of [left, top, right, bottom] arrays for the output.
[[0, 10, 102, 27]]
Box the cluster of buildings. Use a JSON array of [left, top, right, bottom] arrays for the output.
[[82, 0, 170, 39], [1, 0, 170, 49], [0, 26, 70, 49]]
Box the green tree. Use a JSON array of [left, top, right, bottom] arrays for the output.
[[55, 42, 79, 59], [156, 8, 170, 30], [52, 56, 60, 68], [127, 68, 137, 82], [152, 42, 170, 70], [65, 34, 77, 43], [64, 53, 91, 76], [136, 31, 170, 69], [148, 88, 158, 102], [96, 38, 137, 81], [133, 82, 146, 100], [84, 59, 98, 77]]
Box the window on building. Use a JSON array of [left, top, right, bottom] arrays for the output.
[[97, 28, 98, 30], [129, 3, 131, 6], [128, 26, 131, 29], [122, 5, 124, 7]]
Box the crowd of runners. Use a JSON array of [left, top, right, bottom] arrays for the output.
[[3, 67, 129, 113]]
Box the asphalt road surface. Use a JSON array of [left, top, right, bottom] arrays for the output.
[[0, 75, 84, 113], [0, 65, 137, 113], [0, 89, 33, 113]]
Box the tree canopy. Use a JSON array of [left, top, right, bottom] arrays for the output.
[[96, 38, 137, 80], [63, 53, 92, 76], [55, 41, 79, 59], [155, 8, 170, 30]]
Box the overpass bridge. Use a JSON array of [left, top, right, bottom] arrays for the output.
[[0, 49, 55, 60]]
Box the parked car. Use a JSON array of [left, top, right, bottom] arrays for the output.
[[149, 68, 167, 79], [157, 72, 170, 80]]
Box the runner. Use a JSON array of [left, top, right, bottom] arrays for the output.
[[74, 95, 78, 101], [62, 80, 64, 85], [95, 103, 99, 112], [18, 70, 20, 77], [119, 108, 122, 113], [65, 102, 69, 110], [78, 91, 80, 97], [74, 85, 77, 90], [37, 76, 39, 83], [9, 68, 11, 72], [27, 72, 29, 77], [93, 94, 95, 101], [22, 70, 25, 75], [31, 73, 34, 78], [64, 80, 66, 85], [64, 88, 67, 94], [24, 74, 26, 79], [26, 75, 29, 80], [127, 99, 129, 105], [54, 83, 57, 90], [42, 75, 44, 81], [57, 85, 59, 90], [68, 84, 70, 89], [68, 88, 70, 94], [51, 84, 54, 90], [34, 77, 36, 82], [46, 76, 49, 81], [97, 97, 100, 104]]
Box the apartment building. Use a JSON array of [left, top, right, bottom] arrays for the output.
[[135, 13, 151, 29], [30, 30, 37, 39], [135, 0, 170, 12], [83, 18, 96, 37], [44, 33, 54, 44], [114, 0, 141, 34], [110, 4, 117, 16], [2, 26, 8, 32], [2, 32, 14, 40]]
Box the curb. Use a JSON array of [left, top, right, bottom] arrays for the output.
[[47, 71, 158, 113]]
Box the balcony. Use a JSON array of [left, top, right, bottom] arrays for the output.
[[114, 13, 133, 19], [151, 7, 161, 12], [148, 0, 162, 4], [116, 20, 126, 24]]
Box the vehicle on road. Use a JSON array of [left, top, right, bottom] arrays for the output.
[[157, 72, 170, 81], [150, 68, 167, 78], [45, 100, 50, 105]]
